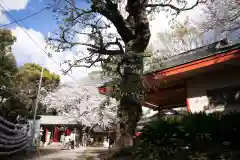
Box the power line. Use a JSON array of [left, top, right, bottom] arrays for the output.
[[64, 0, 76, 8], [0, 0, 108, 104], [0, 5, 54, 28], [0, 0, 82, 85], [0, 3, 96, 126], [0, 0, 97, 110], [0, 2, 115, 128]]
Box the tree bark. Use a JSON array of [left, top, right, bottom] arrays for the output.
[[117, 42, 144, 147], [113, 0, 150, 147]]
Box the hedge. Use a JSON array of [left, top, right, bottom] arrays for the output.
[[134, 112, 240, 160]]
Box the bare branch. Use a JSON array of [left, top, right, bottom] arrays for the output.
[[87, 48, 123, 55], [62, 53, 98, 73], [49, 37, 99, 50], [146, 0, 205, 14]]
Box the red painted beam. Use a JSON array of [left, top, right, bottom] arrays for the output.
[[98, 49, 240, 103], [154, 49, 240, 79]]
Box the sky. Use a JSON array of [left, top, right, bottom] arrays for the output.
[[0, 0, 204, 84]]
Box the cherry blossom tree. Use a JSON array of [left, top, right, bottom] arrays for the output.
[[41, 82, 117, 128], [144, 18, 207, 73], [199, 0, 240, 42]]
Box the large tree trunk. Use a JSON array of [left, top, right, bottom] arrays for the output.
[[114, 0, 150, 147], [117, 42, 144, 147], [92, 0, 151, 149]]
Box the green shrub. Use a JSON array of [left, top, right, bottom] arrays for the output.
[[134, 112, 240, 160], [111, 146, 134, 158]]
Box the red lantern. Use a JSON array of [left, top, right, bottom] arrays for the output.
[[98, 87, 106, 94], [135, 132, 142, 137]]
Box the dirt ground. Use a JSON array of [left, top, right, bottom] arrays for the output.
[[3, 145, 109, 160], [29, 146, 108, 160]]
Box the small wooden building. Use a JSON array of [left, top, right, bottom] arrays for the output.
[[39, 115, 79, 143], [89, 124, 116, 146]]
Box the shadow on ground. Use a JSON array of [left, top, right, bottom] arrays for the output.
[[1, 148, 62, 160], [76, 148, 109, 160], [75, 154, 96, 160]]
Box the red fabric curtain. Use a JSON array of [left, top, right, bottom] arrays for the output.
[[53, 127, 59, 142]]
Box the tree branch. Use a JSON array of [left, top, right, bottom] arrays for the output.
[[62, 52, 104, 74], [91, 0, 135, 43], [125, 0, 151, 52], [146, 0, 206, 14], [87, 48, 123, 55], [104, 38, 124, 53], [49, 37, 99, 50]]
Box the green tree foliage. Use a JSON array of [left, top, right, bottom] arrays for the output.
[[0, 28, 17, 85], [17, 63, 60, 93], [0, 29, 61, 121], [0, 29, 26, 122], [16, 63, 61, 116]]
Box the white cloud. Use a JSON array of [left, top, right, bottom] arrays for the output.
[[11, 27, 94, 84], [1, 0, 29, 11], [0, 10, 9, 24], [0, 0, 29, 24]]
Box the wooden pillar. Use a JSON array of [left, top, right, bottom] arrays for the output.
[[45, 128, 48, 142], [185, 80, 191, 112], [186, 98, 191, 112]]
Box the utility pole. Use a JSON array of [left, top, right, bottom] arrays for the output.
[[31, 32, 50, 150], [31, 65, 44, 149]]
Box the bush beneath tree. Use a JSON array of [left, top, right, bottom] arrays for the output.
[[134, 112, 240, 160]]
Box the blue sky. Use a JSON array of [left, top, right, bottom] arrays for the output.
[[3, 0, 89, 36], [0, 0, 96, 83]]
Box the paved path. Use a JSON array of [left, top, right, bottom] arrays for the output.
[[29, 147, 108, 160]]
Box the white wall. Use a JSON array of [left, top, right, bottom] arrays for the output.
[[186, 69, 240, 113], [142, 106, 158, 118]]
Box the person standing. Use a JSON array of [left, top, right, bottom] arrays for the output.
[[82, 132, 87, 147], [41, 127, 46, 146], [75, 132, 80, 148], [64, 127, 71, 149], [70, 129, 76, 149], [60, 132, 65, 145]]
